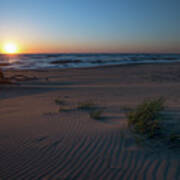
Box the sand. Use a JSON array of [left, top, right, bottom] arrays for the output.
[[0, 63, 180, 180]]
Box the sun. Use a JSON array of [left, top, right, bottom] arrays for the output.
[[3, 43, 19, 54]]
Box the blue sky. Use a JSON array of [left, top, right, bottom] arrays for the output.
[[0, 0, 179, 53]]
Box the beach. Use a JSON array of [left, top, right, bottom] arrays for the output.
[[0, 63, 180, 179]]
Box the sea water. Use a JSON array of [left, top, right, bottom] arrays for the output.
[[0, 53, 180, 70]]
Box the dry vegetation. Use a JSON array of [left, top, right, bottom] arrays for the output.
[[127, 97, 165, 138], [77, 101, 97, 110], [126, 97, 180, 149]]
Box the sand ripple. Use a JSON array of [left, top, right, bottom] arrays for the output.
[[0, 111, 179, 180]]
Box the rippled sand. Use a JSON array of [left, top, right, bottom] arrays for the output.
[[0, 63, 180, 179]]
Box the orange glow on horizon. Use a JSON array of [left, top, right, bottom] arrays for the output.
[[0, 41, 178, 54]]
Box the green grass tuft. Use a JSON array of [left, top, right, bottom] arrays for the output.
[[77, 101, 96, 110], [89, 110, 104, 120], [59, 106, 72, 112], [55, 98, 66, 105], [126, 97, 165, 138]]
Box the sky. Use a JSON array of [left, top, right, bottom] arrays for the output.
[[0, 0, 179, 53]]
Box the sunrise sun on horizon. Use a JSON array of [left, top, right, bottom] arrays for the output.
[[2, 43, 19, 54]]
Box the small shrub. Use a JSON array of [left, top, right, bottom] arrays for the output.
[[126, 97, 165, 138], [77, 101, 96, 110], [89, 110, 103, 120]]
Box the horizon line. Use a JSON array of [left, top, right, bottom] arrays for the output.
[[0, 52, 180, 55]]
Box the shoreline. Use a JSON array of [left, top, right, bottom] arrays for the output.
[[2, 61, 180, 72]]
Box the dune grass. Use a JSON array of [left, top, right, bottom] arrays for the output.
[[55, 98, 66, 105], [59, 106, 72, 112], [89, 109, 104, 120], [126, 97, 165, 138], [77, 101, 97, 110], [77, 100, 104, 120], [54, 98, 72, 112], [126, 97, 180, 150]]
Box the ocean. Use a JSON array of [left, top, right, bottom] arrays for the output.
[[0, 53, 180, 70]]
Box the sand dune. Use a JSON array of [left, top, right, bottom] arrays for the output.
[[0, 112, 179, 179], [0, 63, 180, 179]]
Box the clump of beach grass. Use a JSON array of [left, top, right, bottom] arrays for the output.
[[89, 109, 104, 120], [54, 98, 72, 112], [59, 106, 72, 112], [77, 100, 105, 120], [126, 97, 165, 138], [55, 98, 66, 106], [126, 98, 180, 151], [77, 100, 97, 111]]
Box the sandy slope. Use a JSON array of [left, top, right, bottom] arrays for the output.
[[0, 63, 180, 180]]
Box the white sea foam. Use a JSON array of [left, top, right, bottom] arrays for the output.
[[0, 53, 180, 69]]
